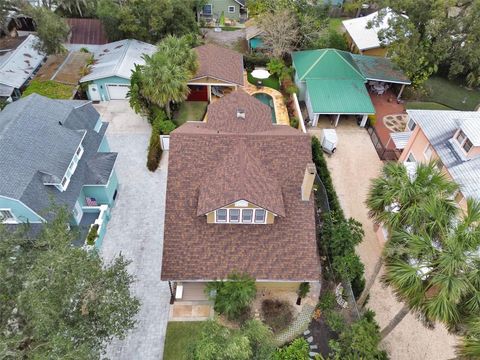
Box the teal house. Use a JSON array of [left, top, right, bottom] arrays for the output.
[[246, 23, 265, 52], [199, 0, 247, 23], [80, 39, 156, 101], [0, 94, 119, 248]]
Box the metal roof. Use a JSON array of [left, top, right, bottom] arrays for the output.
[[292, 49, 365, 81], [0, 94, 116, 218], [407, 110, 480, 201], [342, 8, 396, 51], [80, 39, 156, 82], [0, 34, 44, 91], [460, 119, 480, 146], [306, 79, 375, 114], [351, 54, 411, 84], [390, 131, 412, 149]]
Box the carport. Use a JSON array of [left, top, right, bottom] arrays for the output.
[[306, 78, 375, 128]]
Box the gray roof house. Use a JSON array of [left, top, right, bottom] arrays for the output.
[[0, 94, 119, 246], [0, 34, 45, 100]]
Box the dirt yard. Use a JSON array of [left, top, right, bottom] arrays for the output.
[[310, 120, 458, 360], [203, 28, 248, 53]]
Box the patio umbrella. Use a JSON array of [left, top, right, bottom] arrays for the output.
[[251, 69, 270, 79]]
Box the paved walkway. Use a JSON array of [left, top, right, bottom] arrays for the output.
[[243, 72, 290, 126], [98, 101, 170, 360], [310, 123, 458, 360]]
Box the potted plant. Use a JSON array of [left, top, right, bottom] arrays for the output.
[[296, 282, 310, 305]]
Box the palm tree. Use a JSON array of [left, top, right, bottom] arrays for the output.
[[456, 317, 480, 359], [357, 161, 458, 308], [138, 35, 198, 118], [379, 199, 480, 339]]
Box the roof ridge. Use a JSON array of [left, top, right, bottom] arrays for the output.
[[299, 49, 327, 81], [333, 49, 365, 80], [112, 39, 132, 77]]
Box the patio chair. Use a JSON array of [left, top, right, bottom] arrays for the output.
[[212, 86, 224, 98]]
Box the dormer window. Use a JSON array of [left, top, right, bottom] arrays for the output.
[[254, 209, 266, 223], [56, 143, 84, 192], [229, 209, 240, 223], [455, 130, 473, 153], [213, 207, 268, 224], [0, 209, 16, 224]]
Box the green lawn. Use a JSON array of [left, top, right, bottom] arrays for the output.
[[328, 18, 347, 33], [405, 101, 453, 110], [22, 80, 75, 99], [164, 321, 204, 360], [247, 72, 280, 91], [420, 76, 480, 111], [173, 101, 208, 127]]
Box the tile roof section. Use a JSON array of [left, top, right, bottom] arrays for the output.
[[407, 110, 480, 201], [192, 43, 244, 86], [0, 94, 115, 219], [0, 34, 44, 91], [162, 91, 319, 281], [80, 39, 156, 82]]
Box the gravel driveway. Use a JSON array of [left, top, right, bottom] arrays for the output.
[[97, 101, 170, 360]]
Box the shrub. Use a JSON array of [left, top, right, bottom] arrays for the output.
[[219, 11, 225, 26], [297, 282, 310, 298], [267, 58, 286, 78], [86, 224, 99, 246], [368, 114, 377, 126], [80, 47, 89, 53], [244, 53, 269, 71], [156, 120, 177, 135], [206, 272, 256, 321], [147, 128, 162, 171], [274, 338, 310, 360], [289, 116, 299, 129], [318, 291, 336, 311], [86, 55, 95, 66], [261, 299, 294, 333], [285, 84, 298, 95], [324, 310, 346, 333]]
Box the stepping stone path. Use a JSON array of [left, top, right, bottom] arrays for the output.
[[306, 336, 313, 343], [383, 114, 408, 132], [310, 345, 318, 350], [274, 304, 315, 345]]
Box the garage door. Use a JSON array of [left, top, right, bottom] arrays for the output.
[[107, 84, 130, 100]]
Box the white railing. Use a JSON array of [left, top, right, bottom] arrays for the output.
[[84, 204, 108, 249], [292, 93, 307, 133]]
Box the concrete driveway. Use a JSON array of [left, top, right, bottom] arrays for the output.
[[310, 121, 457, 360], [97, 100, 171, 360]]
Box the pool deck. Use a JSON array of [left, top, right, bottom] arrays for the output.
[[243, 72, 290, 126]]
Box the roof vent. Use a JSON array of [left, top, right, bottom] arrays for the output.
[[58, 121, 62, 126], [236, 109, 246, 119]]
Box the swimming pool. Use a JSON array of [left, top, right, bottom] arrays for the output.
[[253, 93, 277, 124]]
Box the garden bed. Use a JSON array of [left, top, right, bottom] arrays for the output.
[[163, 321, 204, 360], [405, 101, 452, 110]]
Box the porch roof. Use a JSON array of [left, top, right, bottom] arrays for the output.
[[306, 79, 375, 115], [351, 54, 411, 85]]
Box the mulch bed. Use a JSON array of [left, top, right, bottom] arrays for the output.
[[308, 316, 338, 357]]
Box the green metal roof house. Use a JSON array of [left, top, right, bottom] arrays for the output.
[[292, 48, 410, 127]]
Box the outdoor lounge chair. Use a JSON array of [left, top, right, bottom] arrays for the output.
[[212, 86, 224, 98]]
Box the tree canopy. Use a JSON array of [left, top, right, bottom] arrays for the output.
[[376, 0, 480, 87], [96, 0, 199, 43], [0, 210, 139, 359]]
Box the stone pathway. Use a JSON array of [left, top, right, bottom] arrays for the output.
[[275, 304, 316, 345]]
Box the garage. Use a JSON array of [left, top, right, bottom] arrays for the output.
[[107, 84, 130, 100]]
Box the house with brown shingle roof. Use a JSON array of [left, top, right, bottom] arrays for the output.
[[162, 90, 320, 310], [186, 43, 244, 102]]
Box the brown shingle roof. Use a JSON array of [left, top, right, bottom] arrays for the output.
[[161, 91, 320, 281], [192, 44, 244, 86]]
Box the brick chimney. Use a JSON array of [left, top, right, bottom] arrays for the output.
[[301, 163, 316, 201]]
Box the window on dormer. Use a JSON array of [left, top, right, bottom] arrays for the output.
[[216, 209, 227, 222], [242, 209, 253, 223], [456, 130, 466, 144], [0, 209, 15, 223], [229, 209, 240, 223], [463, 138, 473, 152], [254, 209, 266, 223]]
